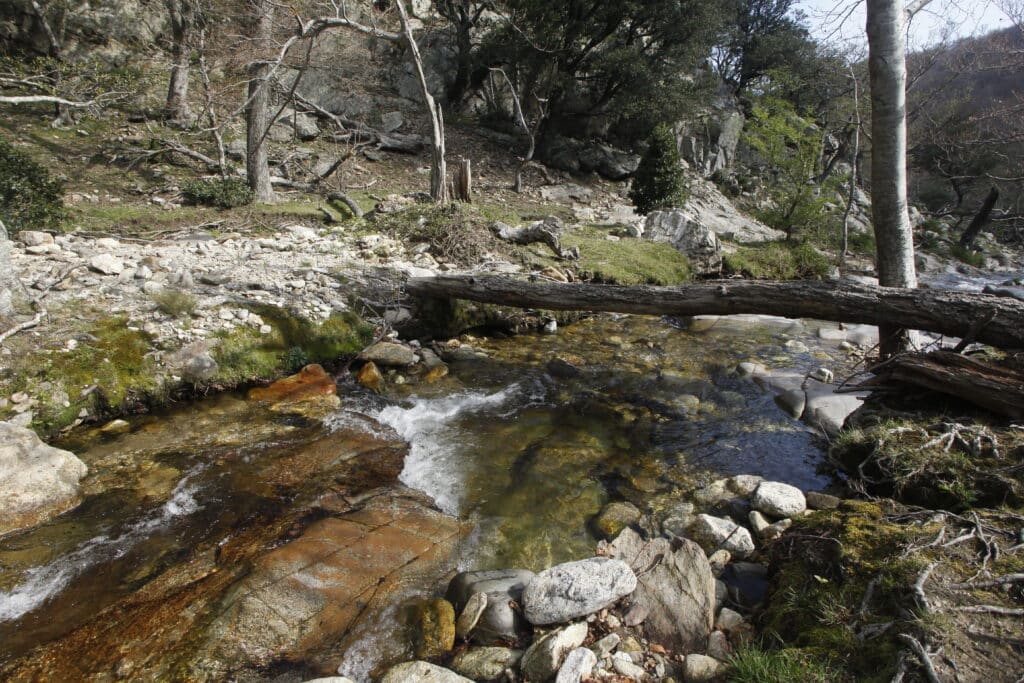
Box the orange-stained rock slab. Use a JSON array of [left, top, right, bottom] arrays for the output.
[[248, 364, 337, 403]]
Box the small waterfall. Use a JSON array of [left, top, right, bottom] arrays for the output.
[[369, 385, 532, 515]]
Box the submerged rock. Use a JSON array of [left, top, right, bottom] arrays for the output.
[[0, 422, 88, 536], [592, 500, 642, 539], [522, 558, 637, 625], [414, 598, 456, 659]]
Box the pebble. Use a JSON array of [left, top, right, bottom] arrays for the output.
[[715, 607, 744, 631]]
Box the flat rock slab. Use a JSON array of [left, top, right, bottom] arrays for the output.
[[381, 661, 473, 683], [523, 557, 636, 625], [203, 491, 462, 668]]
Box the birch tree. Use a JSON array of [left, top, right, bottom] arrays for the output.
[[866, 0, 929, 356]]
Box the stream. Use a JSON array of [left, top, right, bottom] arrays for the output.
[[0, 311, 871, 678]]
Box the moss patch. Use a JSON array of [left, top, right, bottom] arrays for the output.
[[723, 241, 831, 280], [760, 501, 932, 682], [1, 315, 160, 434], [213, 308, 374, 385]]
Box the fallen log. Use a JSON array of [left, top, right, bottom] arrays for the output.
[[489, 218, 580, 260], [860, 351, 1024, 419], [404, 275, 1024, 350]]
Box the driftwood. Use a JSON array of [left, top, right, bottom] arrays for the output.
[[861, 350, 1024, 419], [404, 275, 1024, 350], [489, 219, 580, 260]]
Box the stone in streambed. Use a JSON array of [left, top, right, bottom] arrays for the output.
[[357, 361, 383, 390], [455, 591, 487, 639], [447, 569, 535, 642], [0, 422, 88, 536], [450, 647, 522, 682], [359, 341, 417, 367], [556, 647, 597, 683], [522, 558, 637, 625], [380, 661, 473, 683], [751, 481, 806, 518], [610, 528, 714, 652], [689, 514, 755, 559], [414, 598, 456, 659], [592, 500, 641, 539], [521, 622, 588, 682], [683, 653, 722, 682]]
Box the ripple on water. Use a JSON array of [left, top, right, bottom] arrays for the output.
[[0, 469, 203, 623]]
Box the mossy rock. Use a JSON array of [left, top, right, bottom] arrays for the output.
[[413, 598, 456, 659]]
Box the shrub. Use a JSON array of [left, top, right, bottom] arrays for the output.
[[628, 124, 688, 215], [181, 177, 253, 209], [0, 136, 65, 233], [151, 288, 197, 317], [723, 241, 832, 280]]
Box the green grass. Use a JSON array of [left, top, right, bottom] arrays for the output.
[[560, 226, 692, 285], [722, 241, 832, 280], [150, 288, 197, 318], [728, 645, 839, 683], [950, 244, 985, 268]]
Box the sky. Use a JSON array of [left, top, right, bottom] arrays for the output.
[[796, 0, 1014, 53]]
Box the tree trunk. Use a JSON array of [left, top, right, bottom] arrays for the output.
[[395, 0, 448, 203], [0, 220, 27, 322], [453, 157, 472, 202], [245, 0, 275, 204], [866, 0, 918, 357], [958, 186, 1000, 249], [840, 66, 862, 267], [165, 0, 193, 123], [405, 275, 1024, 350]]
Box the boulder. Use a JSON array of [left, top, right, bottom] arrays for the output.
[[688, 514, 755, 559], [676, 92, 745, 176], [0, 422, 88, 536], [522, 558, 637, 625], [17, 230, 53, 246], [751, 481, 806, 518], [359, 341, 417, 367], [644, 209, 722, 275], [447, 569, 535, 642], [521, 622, 588, 682], [381, 661, 473, 683], [539, 136, 640, 180], [610, 528, 714, 652], [676, 179, 785, 243], [450, 647, 522, 682]]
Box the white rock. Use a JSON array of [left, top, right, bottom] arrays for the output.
[[748, 510, 770, 537], [726, 474, 763, 496], [17, 230, 54, 246], [751, 481, 806, 518], [0, 422, 88, 536], [89, 253, 124, 275], [380, 661, 472, 683], [521, 622, 588, 682], [523, 558, 637, 625], [689, 514, 755, 559], [611, 652, 647, 679], [556, 647, 597, 683], [683, 653, 722, 682]]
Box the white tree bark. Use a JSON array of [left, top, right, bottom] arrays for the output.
[[866, 0, 919, 356], [0, 220, 27, 322], [246, 0, 276, 203], [395, 0, 448, 203]]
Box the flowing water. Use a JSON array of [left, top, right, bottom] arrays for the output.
[[0, 311, 857, 676]]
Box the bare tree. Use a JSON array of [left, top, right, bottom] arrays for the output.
[[394, 0, 448, 203], [866, 0, 927, 357], [246, 0, 276, 203]]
